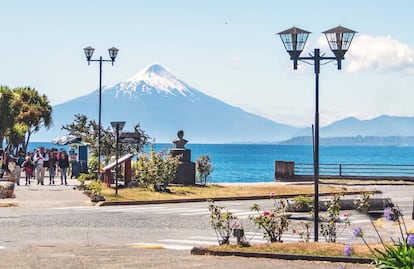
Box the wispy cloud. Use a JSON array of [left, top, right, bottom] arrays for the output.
[[345, 35, 414, 73], [227, 55, 241, 66]]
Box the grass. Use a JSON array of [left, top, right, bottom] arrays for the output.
[[207, 241, 386, 259], [99, 183, 352, 202]]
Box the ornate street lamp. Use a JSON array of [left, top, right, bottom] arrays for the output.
[[83, 46, 119, 177], [111, 121, 125, 195], [278, 25, 356, 241]]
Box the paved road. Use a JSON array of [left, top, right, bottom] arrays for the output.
[[1, 181, 413, 268]]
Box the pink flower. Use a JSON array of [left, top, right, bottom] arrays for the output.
[[292, 229, 297, 234], [263, 211, 270, 216], [343, 212, 349, 218], [270, 191, 275, 197]]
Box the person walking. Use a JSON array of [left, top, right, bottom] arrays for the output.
[[58, 150, 69, 185], [22, 156, 34, 185], [48, 150, 58, 185], [33, 147, 49, 185], [14, 152, 25, 185]]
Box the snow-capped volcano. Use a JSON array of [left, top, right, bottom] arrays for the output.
[[33, 63, 300, 143], [115, 63, 194, 98]]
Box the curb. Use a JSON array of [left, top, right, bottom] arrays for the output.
[[97, 190, 381, 206], [190, 247, 374, 264]]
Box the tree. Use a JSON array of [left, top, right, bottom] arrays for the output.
[[62, 114, 150, 164], [13, 87, 52, 152], [0, 86, 16, 146]]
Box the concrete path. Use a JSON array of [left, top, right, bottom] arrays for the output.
[[0, 176, 91, 208]]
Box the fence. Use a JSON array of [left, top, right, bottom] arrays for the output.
[[294, 163, 414, 178]]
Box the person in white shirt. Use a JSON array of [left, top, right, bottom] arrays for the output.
[[33, 147, 49, 185]]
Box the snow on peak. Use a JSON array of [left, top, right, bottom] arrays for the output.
[[118, 63, 192, 96]]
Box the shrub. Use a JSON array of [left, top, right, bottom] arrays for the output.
[[87, 155, 100, 173], [208, 201, 238, 245], [196, 154, 213, 185], [77, 173, 96, 186], [249, 198, 290, 242], [87, 180, 103, 196], [134, 145, 180, 190], [320, 193, 350, 243]]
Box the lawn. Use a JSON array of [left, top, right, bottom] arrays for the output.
[[100, 183, 352, 202], [205, 241, 388, 259]]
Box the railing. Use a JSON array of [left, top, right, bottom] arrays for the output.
[[294, 163, 414, 177]]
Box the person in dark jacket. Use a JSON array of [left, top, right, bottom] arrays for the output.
[[58, 150, 69, 185]]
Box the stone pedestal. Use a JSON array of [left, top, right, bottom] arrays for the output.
[[170, 148, 195, 185]]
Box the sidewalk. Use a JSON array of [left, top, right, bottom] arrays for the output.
[[0, 176, 91, 208]]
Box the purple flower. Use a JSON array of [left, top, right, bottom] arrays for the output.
[[343, 245, 352, 257], [384, 207, 394, 221], [408, 234, 414, 247], [338, 265, 346, 269], [352, 227, 363, 238]]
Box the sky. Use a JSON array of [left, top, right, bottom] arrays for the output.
[[1, 0, 414, 128]]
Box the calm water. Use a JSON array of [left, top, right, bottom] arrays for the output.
[[27, 142, 414, 183]]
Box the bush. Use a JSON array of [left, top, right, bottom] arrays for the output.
[[196, 154, 213, 185], [77, 173, 96, 186], [87, 180, 103, 196], [134, 145, 180, 190]]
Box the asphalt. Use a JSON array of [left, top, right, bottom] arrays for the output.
[[2, 178, 414, 268]]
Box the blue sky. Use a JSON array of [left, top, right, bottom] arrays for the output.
[[2, 1, 414, 127]]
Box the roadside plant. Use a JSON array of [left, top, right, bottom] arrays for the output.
[[87, 180, 103, 196], [292, 221, 312, 242], [320, 193, 350, 243], [249, 198, 289, 242], [134, 145, 180, 190], [196, 154, 213, 185], [353, 205, 414, 268], [292, 195, 313, 212], [208, 201, 238, 245], [354, 191, 373, 212]]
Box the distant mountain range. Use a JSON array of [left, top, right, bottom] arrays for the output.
[[31, 63, 414, 145]]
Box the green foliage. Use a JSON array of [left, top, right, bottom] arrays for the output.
[[1, 86, 52, 152], [292, 221, 312, 243], [292, 195, 313, 211], [354, 191, 373, 212], [208, 201, 238, 245], [374, 240, 414, 268], [62, 114, 150, 166], [353, 205, 414, 268], [87, 180, 103, 196], [87, 155, 100, 173], [78, 173, 96, 186], [196, 154, 213, 185], [134, 145, 180, 189], [320, 193, 349, 243], [249, 199, 290, 242]]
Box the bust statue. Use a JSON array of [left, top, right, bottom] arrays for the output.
[[173, 130, 188, 149]]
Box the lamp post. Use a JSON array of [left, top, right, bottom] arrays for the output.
[[278, 26, 356, 241], [83, 46, 119, 177], [111, 121, 125, 195]]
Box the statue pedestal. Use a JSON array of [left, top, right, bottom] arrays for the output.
[[169, 148, 195, 185]]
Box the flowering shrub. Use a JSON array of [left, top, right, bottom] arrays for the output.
[[320, 193, 350, 242], [353, 205, 414, 268], [292, 221, 312, 242], [208, 201, 239, 245], [249, 199, 289, 242]]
